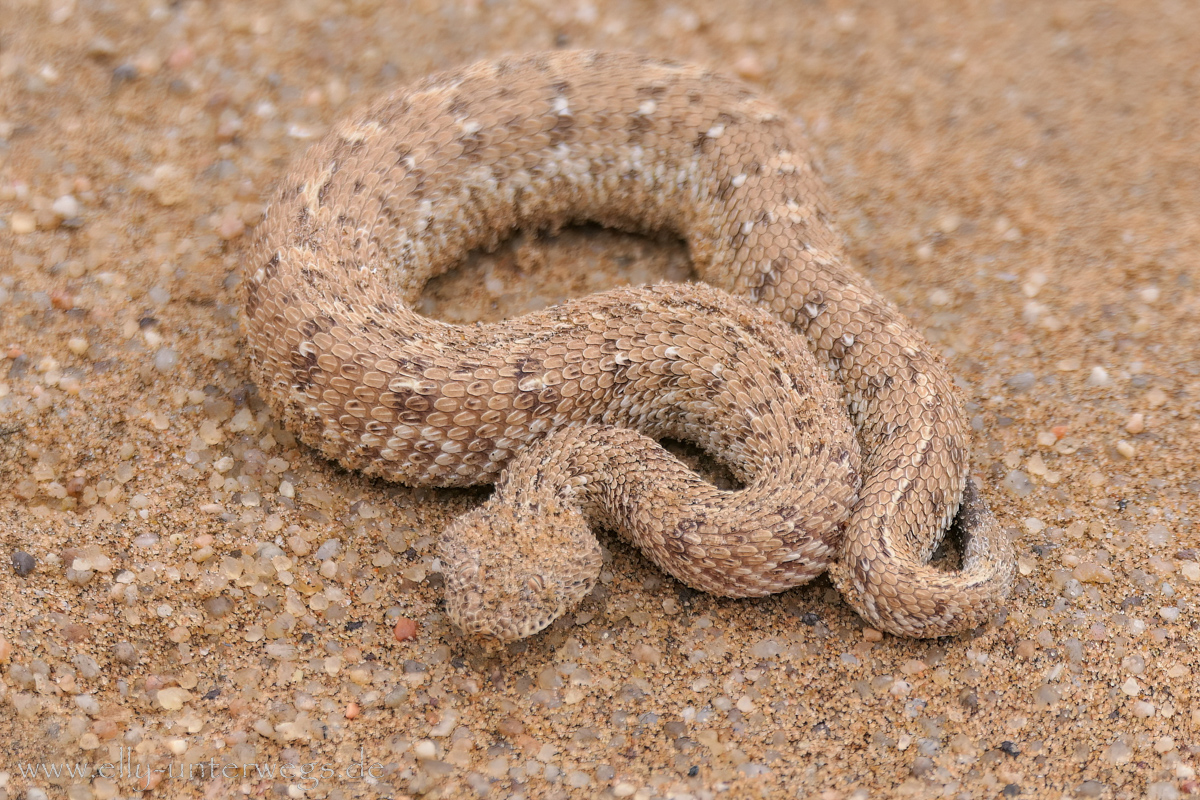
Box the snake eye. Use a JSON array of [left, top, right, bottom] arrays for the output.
[[526, 575, 545, 592]]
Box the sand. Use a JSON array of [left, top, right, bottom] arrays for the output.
[[1, 1, 1197, 798]]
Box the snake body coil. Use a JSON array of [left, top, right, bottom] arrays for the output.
[[243, 51, 1014, 641]]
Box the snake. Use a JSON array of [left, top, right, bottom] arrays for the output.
[[242, 50, 1014, 642]]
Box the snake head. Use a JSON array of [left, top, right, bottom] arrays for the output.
[[439, 493, 603, 642]]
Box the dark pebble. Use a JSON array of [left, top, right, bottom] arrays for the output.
[[12, 550, 36, 576]]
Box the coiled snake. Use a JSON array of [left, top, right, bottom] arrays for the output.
[[242, 51, 1014, 641]]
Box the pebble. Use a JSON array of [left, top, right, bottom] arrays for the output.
[[157, 687, 191, 710], [1006, 371, 1036, 393], [393, 618, 418, 641], [732, 53, 766, 80], [11, 550, 36, 576], [565, 770, 592, 788], [1074, 563, 1113, 583], [1146, 783, 1181, 800], [1084, 366, 1111, 388], [113, 642, 139, 665], [632, 644, 662, 665], [1103, 739, 1133, 764], [1003, 470, 1034, 497], [1125, 413, 1145, 434], [52, 194, 81, 218], [146, 164, 191, 206], [1034, 685, 1060, 706], [153, 347, 179, 373]]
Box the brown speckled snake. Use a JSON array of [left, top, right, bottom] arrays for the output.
[[242, 51, 1014, 641]]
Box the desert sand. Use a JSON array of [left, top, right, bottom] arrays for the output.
[[1, 1, 1197, 798]]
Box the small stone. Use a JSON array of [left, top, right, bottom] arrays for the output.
[[1131, 700, 1155, 718], [1146, 387, 1168, 408], [113, 641, 139, 664], [1085, 366, 1111, 388], [153, 347, 179, 374], [11, 212, 36, 234], [393, 618, 418, 641], [1125, 413, 1145, 434], [632, 644, 661, 665], [344, 702, 360, 719], [1121, 678, 1140, 696], [497, 718, 525, 737], [52, 194, 81, 218], [1146, 783, 1180, 800], [1006, 371, 1036, 393], [1103, 739, 1133, 764], [216, 213, 245, 240], [1074, 563, 1113, 584], [732, 53, 766, 81], [86, 36, 118, 58], [911, 756, 934, 777], [1115, 440, 1135, 459], [413, 739, 437, 760], [156, 687, 191, 710], [1003, 470, 1034, 497], [12, 550, 36, 576], [147, 164, 190, 206], [1034, 685, 1060, 706], [565, 770, 592, 788], [1158, 607, 1180, 623], [750, 638, 782, 658]]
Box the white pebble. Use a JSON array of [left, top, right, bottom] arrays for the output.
[[1131, 700, 1155, 718], [1085, 366, 1111, 388], [1003, 470, 1034, 497], [1158, 607, 1180, 623], [154, 347, 179, 374], [52, 194, 81, 218]]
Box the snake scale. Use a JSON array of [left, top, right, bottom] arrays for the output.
[[242, 51, 1014, 641]]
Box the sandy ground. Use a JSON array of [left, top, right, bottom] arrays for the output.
[[1, 1, 1198, 798]]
